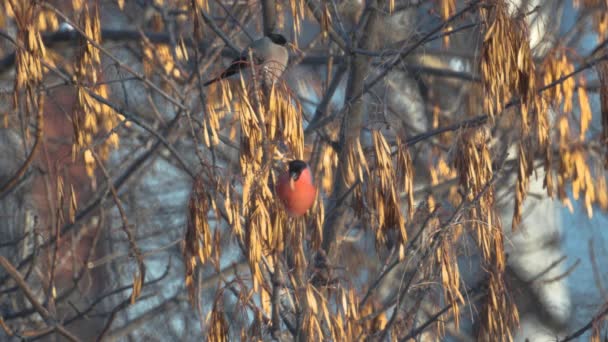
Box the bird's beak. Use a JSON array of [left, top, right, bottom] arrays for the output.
[[289, 178, 295, 191]]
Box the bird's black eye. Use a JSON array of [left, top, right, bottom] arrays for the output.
[[267, 33, 288, 45]]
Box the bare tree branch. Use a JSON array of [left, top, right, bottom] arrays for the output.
[[261, 0, 276, 35], [0, 256, 82, 342], [104, 297, 181, 342], [558, 303, 608, 342], [321, 0, 384, 255]]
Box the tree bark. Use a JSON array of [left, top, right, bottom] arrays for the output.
[[322, 1, 383, 256], [261, 0, 276, 35]]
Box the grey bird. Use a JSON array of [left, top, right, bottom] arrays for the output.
[[204, 33, 289, 87]]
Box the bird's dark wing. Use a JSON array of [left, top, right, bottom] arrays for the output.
[[203, 54, 262, 87]]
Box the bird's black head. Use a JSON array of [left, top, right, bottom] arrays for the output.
[[267, 33, 288, 46], [288, 160, 308, 180]]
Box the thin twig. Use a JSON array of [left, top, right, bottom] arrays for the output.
[[90, 150, 146, 304], [305, 63, 348, 134], [379, 146, 509, 340], [354, 0, 481, 102], [358, 206, 440, 309], [104, 297, 181, 342], [41, 4, 188, 111], [0, 256, 81, 342], [558, 303, 608, 342], [196, 3, 241, 53], [0, 256, 51, 321], [321, 0, 383, 255], [0, 93, 43, 198]]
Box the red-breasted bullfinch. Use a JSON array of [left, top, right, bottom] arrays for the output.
[[276, 160, 317, 217]]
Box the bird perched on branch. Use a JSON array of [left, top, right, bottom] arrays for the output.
[[276, 160, 317, 217], [204, 33, 289, 87]]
